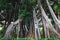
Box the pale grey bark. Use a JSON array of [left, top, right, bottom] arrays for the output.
[[25, 25, 28, 32], [37, 0, 60, 37], [3, 19, 22, 38], [42, 17, 50, 38], [38, 18, 41, 22], [33, 8, 41, 38], [4, 22, 14, 38], [46, 27, 50, 38], [42, 16, 47, 38], [46, 0, 60, 29], [40, 4, 60, 37]]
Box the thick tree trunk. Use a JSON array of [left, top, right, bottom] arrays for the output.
[[29, 20, 34, 38], [46, 27, 50, 38], [3, 19, 23, 38], [46, 0, 60, 29], [37, 0, 60, 37], [19, 19, 25, 38], [41, 4, 60, 37], [3, 22, 14, 38], [33, 8, 41, 38], [42, 16, 47, 38], [16, 21, 20, 38]]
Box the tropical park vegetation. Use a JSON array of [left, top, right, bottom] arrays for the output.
[[0, 0, 60, 40]]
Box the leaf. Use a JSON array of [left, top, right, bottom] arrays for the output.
[[49, 1, 54, 5], [53, 4, 58, 11]]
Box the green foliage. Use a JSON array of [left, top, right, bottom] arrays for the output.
[[11, 30, 16, 38], [0, 0, 12, 9], [0, 0, 7, 9], [25, 16, 30, 23], [49, 0, 54, 5], [18, 0, 36, 24], [20, 4, 27, 10], [0, 38, 60, 40], [30, 0, 36, 6], [19, 10, 25, 18], [53, 4, 58, 11], [58, 0, 60, 2], [26, 12, 30, 15], [39, 27, 43, 35], [0, 0, 60, 38]]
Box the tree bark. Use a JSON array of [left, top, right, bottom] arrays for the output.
[[33, 8, 41, 38], [42, 16, 47, 38], [3, 19, 23, 38], [37, 0, 60, 37], [46, 0, 60, 29]]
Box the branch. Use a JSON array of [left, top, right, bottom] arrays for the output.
[[37, 0, 60, 37], [33, 8, 41, 38], [38, 18, 41, 22], [41, 5, 60, 37], [0, 13, 5, 19], [46, 0, 60, 28], [3, 19, 23, 38]]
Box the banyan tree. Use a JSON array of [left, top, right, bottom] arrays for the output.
[[0, 0, 60, 38]]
